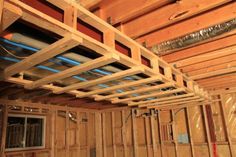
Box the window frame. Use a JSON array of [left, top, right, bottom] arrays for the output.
[[5, 114, 46, 152]]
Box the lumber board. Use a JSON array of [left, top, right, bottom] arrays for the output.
[[172, 44, 236, 68], [122, 0, 230, 38], [129, 93, 195, 106], [95, 113, 102, 157], [186, 61, 236, 76], [148, 98, 205, 109], [163, 34, 236, 63], [201, 105, 214, 157], [140, 96, 200, 108], [191, 67, 236, 80], [112, 88, 186, 104], [101, 0, 172, 25], [4, 34, 82, 78], [95, 82, 174, 101], [78, 76, 162, 98], [24, 54, 120, 89], [0, 1, 22, 32], [136, 2, 236, 47], [0, 0, 209, 108], [181, 53, 236, 73], [54, 66, 144, 94]]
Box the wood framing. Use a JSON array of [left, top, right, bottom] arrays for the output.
[[0, 0, 208, 110]]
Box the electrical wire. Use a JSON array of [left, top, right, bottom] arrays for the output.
[[0, 44, 28, 59]]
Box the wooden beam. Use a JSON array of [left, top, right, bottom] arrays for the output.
[[79, 0, 101, 9], [121, 111, 128, 157], [145, 117, 152, 157], [101, 0, 172, 25], [141, 96, 200, 108], [181, 53, 236, 73], [95, 112, 102, 157], [157, 110, 164, 157], [210, 87, 236, 95], [171, 110, 179, 157], [149, 98, 205, 109], [163, 34, 236, 63], [197, 73, 236, 84], [0, 0, 3, 25], [76, 112, 81, 157], [4, 34, 82, 78], [172, 44, 236, 68], [219, 95, 235, 157], [185, 108, 195, 157], [132, 110, 139, 157], [123, 0, 230, 38], [54, 66, 144, 94], [111, 112, 117, 157], [191, 67, 236, 80], [136, 2, 236, 47], [25, 54, 119, 89], [201, 105, 214, 157], [102, 113, 107, 157], [113, 88, 186, 104], [0, 1, 22, 32], [77, 76, 162, 98], [129, 93, 195, 106], [204, 81, 236, 90], [95, 82, 174, 101], [64, 6, 77, 28], [186, 60, 236, 76], [0, 105, 7, 157], [150, 112, 158, 157]]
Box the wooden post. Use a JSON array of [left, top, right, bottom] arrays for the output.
[[219, 94, 235, 157], [102, 113, 107, 157], [150, 112, 158, 157], [95, 112, 102, 157], [76, 111, 81, 157], [145, 117, 152, 157], [64, 6, 77, 28], [65, 109, 70, 157], [157, 110, 164, 157], [111, 112, 117, 157], [50, 109, 56, 157], [132, 109, 139, 157], [185, 107, 195, 157], [0, 105, 7, 157], [202, 105, 213, 157], [0, 0, 3, 26], [121, 110, 128, 157], [171, 109, 179, 157], [86, 113, 90, 157]]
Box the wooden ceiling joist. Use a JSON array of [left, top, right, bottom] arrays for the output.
[[172, 44, 236, 68], [100, 0, 173, 25], [136, 1, 236, 47], [141, 96, 201, 108], [121, 0, 231, 39], [24, 54, 120, 89], [95, 82, 175, 101], [0, 0, 208, 108], [128, 93, 195, 106], [163, 34, 236, 63]]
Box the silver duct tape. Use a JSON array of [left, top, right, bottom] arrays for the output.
[[152, 18, 236, 55]]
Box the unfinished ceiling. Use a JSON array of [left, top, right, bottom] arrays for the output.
[[95, 0, 236, 91], [0, 0, 235, 109]]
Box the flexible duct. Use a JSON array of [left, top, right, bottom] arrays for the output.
[[152, 18, 236, 55]]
